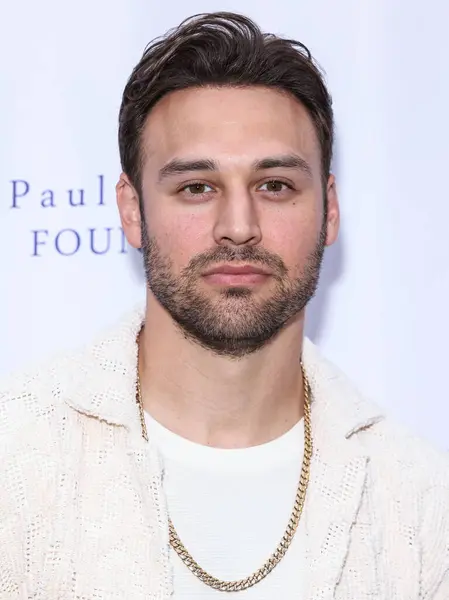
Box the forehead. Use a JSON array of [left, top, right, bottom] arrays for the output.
[[141, 86, 321, 172]]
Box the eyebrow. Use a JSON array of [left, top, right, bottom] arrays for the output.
[[157, 153, 313, 182]]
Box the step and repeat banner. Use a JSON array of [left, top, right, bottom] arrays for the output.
[[1, 0, 448, 449]]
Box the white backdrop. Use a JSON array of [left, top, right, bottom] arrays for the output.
[[1, 1, 448, 449]]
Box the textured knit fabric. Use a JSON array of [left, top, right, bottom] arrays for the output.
[[1, 306, 449, 599], [144, 411, 304, 598]]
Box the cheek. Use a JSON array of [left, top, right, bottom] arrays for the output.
[[263, 209, 320, 267], [148, 211, 210, 270]]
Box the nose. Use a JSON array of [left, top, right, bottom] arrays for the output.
[[212, 189, 262, 247]]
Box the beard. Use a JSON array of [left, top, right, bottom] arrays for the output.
[[141, 218, 327, 359]]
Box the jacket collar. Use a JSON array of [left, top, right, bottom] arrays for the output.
[[302, 338, 384, 440], [61, 304, 146, 436], [63, 305, 384, 440]]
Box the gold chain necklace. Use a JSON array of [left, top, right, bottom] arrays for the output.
[[136, 362, 312, 592]]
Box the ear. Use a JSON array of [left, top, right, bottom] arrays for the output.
[[116, 173, 142, 249], [324, 174, 340, 247]]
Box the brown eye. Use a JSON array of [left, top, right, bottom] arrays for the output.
[[189, 184, 205, 194], [259, 181, 290, 193], [183, 183, 213, 195]]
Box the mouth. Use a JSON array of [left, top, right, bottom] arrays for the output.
[[202, 264, 271, 286]]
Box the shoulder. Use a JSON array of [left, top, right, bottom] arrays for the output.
[[0, 305, 144, 448], [303, 338, 449, 491], [0, 354, 75, 462], [305, 337, 449, 537], [358, 416, 449, 492], [0, 358, 63, 436]]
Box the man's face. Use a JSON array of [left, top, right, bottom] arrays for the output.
[[120, 86, 339, 357]]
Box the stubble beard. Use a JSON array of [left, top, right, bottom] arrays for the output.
[[141, 218, 327, 359]]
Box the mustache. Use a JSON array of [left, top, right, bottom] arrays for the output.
[[183, 245, 288, 276]]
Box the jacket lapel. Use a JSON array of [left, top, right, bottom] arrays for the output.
[[60, 305, 174, 598], [303, 440, 369, 598], [301, 340, 384, 598], [126, 435, 173, 597]]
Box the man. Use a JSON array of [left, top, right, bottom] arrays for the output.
[[1, 11, 448, 600]]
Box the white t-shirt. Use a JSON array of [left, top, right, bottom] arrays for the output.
[[145, 411, 305, 599]]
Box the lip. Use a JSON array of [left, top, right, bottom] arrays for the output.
[[202, 264, 271, 286], [203, 264, 270, 276]]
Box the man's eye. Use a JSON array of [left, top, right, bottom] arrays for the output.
[[259, 181, 291, 193], [182, 183, 213, 194]]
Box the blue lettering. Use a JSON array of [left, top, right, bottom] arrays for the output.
[[98, 175, 105, 206], [41, 189, 55, 208], [31, 229, 49, 257], [11, 180, 30, 209], [55, 229, 81, 256], [89, 227, 112, 255], [68, 189, 85, 207], [119, 227, 128, 254]]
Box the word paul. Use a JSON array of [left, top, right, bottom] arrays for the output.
[[10, 174, 106, 209], [9, 175, 130, 257]]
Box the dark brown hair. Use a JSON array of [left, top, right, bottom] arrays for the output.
[[118, 12, 334, 194]]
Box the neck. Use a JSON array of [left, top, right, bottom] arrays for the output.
[[138, 294, 306, 449]]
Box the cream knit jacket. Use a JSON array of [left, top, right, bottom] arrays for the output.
[[1, 307, 448, 599]]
